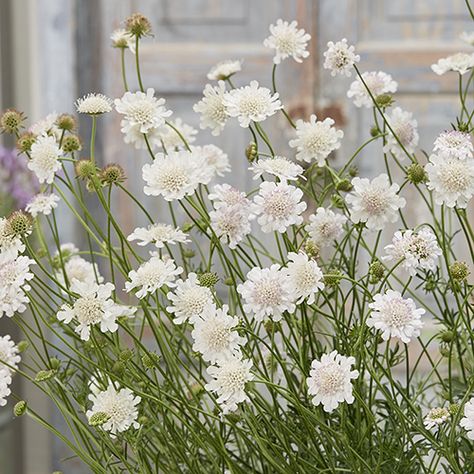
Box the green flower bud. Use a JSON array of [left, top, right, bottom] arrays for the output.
[[183, 249, 195, 259], [335, 179, 353, 192], [182, 222, 193, 232], [56, 113, 76, 131], [324, 270, 343, 287], [458, 121, 470, 133], [304, 239, 320, 259], [369, 260, 385, 284], [375, 94, 394, 108], [119, 349, 134, 362], [449, 403, 460, 416], [138, 416, 149, 425], [142, 352, 160, 369], [35, 369, 56, 382], [245, 142, 258, 162], [17, 340, 29, 353], [440, 330, 455, 343], [406, 163, 427, 184], [0, 108, 25, 134], [198, 272, 219, 288], [264, 320, 278, 333], [370, 125, 380, 137], [88, 411, 111, 427], [439, 344, 450, 358], [14, 401, 27, 417], [223, 276, 234, 286], [450, 261, 470, 282], [61, 134, 82, 153], [348, 166, 358, 177]]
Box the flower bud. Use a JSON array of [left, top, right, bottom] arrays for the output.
[[49, 357, 61, 370], [348, 166, 358, 177], [245, 142, 258, 162], [56, 113, 76, 131], [375, 94, 394, 108], [16, 132, 36, 154], [17, 340, 29, 352], [406, 163, 427, 184], [440, 330, 455, 343], [448, 403, 460, 416], [112, 361, 125, 376], [369, 260, 385, 284], [142, 352, 160, 369], [182, 222, 193, 232], [335, 179, 352, 192], [223, 277, 234, 286], [183, 249, 195, 259], [7, 211, 32, 237], [370, 126, 380, 137], [304, 239, 320, 259], [14, 401, 27, 416], [61, 135, 82, 153], [119, 349, 134, 362], [439, 344, 450, 358], [88, 411, 111, 427], [323, 270, 343, 287], [198, 272, 219, 288], [35, 369, 56, 382], [0, 108, 25, 134], [125, 13, 152, 38], [138, 416, 149, 425], [75, 159, 96, 180], [99, 163, 127, 185], [450, 261, 470, 282]]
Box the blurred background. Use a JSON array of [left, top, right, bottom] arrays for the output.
[[0, 0, 472, 472]]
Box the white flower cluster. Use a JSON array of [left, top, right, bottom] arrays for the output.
[[0, 335, 21, 406]]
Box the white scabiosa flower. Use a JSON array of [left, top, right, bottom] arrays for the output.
[[433, 130, 473, 160], [383, 107, 419, 160], [249, 156, 304, 182], [167, 273, 213, 324], [127, 223, 189, 248], [87, 381, 140, 435], [237, 265, 295, 322], [195, 144, 231, 177], [30, 112, 61, 138], [461, 397, 474, 439], [207, 60, 242, 81], [251, 181, 306, 233], [263, 19, 311, 64], [115, 88, 172, 137], [0, 254, 34, 318], [75, 93, 113, 115], [367, 290, 425, 343], [424, 407, 449, 430], [142, 150, 204, 201], [323, 39, 360, 77], [28, 134, 62, 184], [307, 350, 359, 413], [205, 356, 254, 414], [284, 252, 324, 304], [58, 281, 135, 341], [210, 204, 252, 249], [306, 207, 347, 248], [289, 115, 343, 165], [158, 118, 197, 151], [347, 71, 398, 108], [431, 52, 474, 75], [346, 174, 406, 231], [425, 154, 474, 208], [0, 335, 21, 373], [55, 256, 103, 289], [383, 228, 441, 276], [125, 254, 182, 299], [208, 184, 251, 211], [110, 28, 135, 52], [0, 369, 12, 406], [223, 81, 282, 128], [193, 81, 228, 136], [0, 217, 25, 259], [191, 304, 244, 363], [461, 32, 474, 46], [25, 193, 60, 217]]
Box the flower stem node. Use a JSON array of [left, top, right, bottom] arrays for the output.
[[375, 94, 395, 108], [198, 272, 219, 288], [7, 211, 33, 237], [245, 142, 258, 162], [125, 13, 152, 38], [0, 108, 25, 134], [35, 369, 57, 382], [450, 261, 470, 281], [88, 411, 111, 427], [14, 401, 27, 417], [16, 132, 36, 154], [61, 135, 82, 153], [57, 114, 76, 131], [406, 163, 427, 184], [369, 260, 385, 284], [99, 163, 127, 185]]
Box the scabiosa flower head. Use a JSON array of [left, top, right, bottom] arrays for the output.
[[383, 228, 442, 276], [307, 350, 359, 413], [210, 204, 252, 249], [424, 407, 449, 430], [29, 112, 60, 137], [425, 154, 474, 208], [55, 256, 103, 289], [110, 28, 135, 52], [75, 93, 113, 115], [263, 19, 311, 64], [289, 115, 343, 165], [323, 38, 360, 77], [237, 265, 295, 322], [208, 183, 251, 211], [127, 223, 189, 248], [251, 181, 306, 233], [28, 134, 62, 184], [347, 71, 398, 108], [158, 118, 197, 151], [167, 272, 213, 324], [0, 254, 34, 318], [431, 52, 474, 75], [346, 174, 406, 230], [205, 356, 254, 414], [193, 81, 228, 136], [0, 217, 25, 259], [0, 369, 12, 406], [207, 59, 242, 81], [115, 88, 172, 135], [249, 156, 304, 182], [460, 397, 474, 439], [367, 290, 425, 343], [87, 381, 141, 435], [433, 130, 473, 160], [383, 107, 419, 160], [306, 207, 347, 248], [284, 252, 324, 304], [191, 304, 244, 363], [25, 193, 60, 217], [0, 108, 25, 134], [223, 80, 282, 128], [125, 254, 183, 299], [57, 281, 135, 341], [142, 150, 204, 201], [0, 335, 21, 373], [194, 144, 231, 177]]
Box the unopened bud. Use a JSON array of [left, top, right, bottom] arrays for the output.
[[14, 401, 27, 416], [56, 113, 76, 131], [88, 411, 111, 427], [375, 94, 394, 108], [450, 261, 469, 282], [406, 163, 427, 184], [198, 272, 219, 288], [245, 142, 258, 162]]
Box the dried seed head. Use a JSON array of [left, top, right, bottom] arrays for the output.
[[450, 261, 470, 281], [16, 132, 36, 154], [75, 159, 97, 180], [7, 211, 32, 237], [56, 113, 76, 131], [125, 13, 152, 38], [1, 108, 25, 134], [61, 134, 82, 153], [99, 163, 126, 185]]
